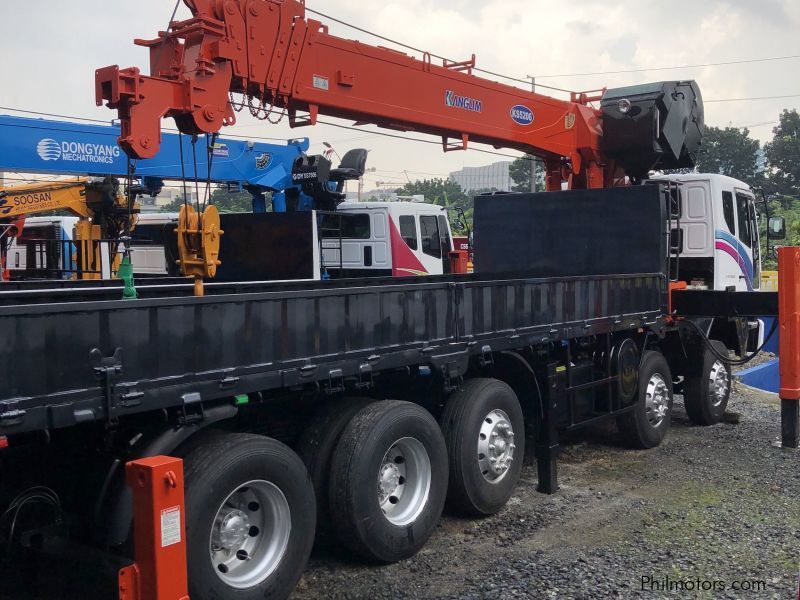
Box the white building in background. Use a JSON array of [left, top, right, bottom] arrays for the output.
[[449, 161, 512, 192]]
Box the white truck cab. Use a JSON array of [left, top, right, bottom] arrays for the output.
[[654, 173, 761, 292], [654, 173, 765, 353], [6, 214, 178, 279], [5, 216, 80, 278], [319, 200, 455, 277]]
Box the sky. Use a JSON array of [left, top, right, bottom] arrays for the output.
[[1, 0, 798, 191]]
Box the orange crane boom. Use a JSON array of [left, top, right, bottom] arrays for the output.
[[1, 179, 100, 220], [96, 0, 703, 190], [0, 177, 138, 280]]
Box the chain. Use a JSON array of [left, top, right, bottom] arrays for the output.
[[247, 95, 267, 120], [229, 91, 246, 113], [265, 105, 287, 125], [242, 94, 286, 124]]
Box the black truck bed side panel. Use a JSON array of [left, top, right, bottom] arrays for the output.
[[0, 273, 664, 435], [473, 185, 667, 278]]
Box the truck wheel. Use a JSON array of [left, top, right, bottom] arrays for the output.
[[440, 378, 525, 516], [616, 350, 673, 449], [328, 400, 448, 563], [684, 340, 731, 425], [183, 433, 315, 600], [295, 397, 371, 540]]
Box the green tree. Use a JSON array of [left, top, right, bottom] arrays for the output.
[[396, 178, 476, 234], [159, 195, 186, 213], [210, 187, 262, 213], [753, 110, 800, 269], [693, 126, 761, 187], [397, 178, 469, 209], [160, 187, 271, 213], [764, 109, 800, 201], [758, 196, 800, 270], [509, 155, 545, 192]]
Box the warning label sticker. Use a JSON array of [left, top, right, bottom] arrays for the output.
[[161, 506, 181, 548]]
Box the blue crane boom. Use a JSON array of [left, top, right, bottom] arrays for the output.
[[0, 114, 320, 211]]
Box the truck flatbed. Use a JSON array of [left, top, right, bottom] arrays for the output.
[[1, 271, 665, 436]]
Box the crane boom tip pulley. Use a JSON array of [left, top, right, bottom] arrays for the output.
[[600, 81, 704, 180]]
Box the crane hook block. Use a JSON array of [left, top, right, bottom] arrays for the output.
[[176, 204, 223, 297]]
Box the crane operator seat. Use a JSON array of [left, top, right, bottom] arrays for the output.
[[329, 148, 368, 189]]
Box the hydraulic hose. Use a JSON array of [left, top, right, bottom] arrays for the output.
[[682, 317, 778, 367]]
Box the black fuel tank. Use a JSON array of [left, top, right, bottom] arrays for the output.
[[600, 81, 704, 180]]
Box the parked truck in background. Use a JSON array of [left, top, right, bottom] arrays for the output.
[[321, 200, 458, 277]]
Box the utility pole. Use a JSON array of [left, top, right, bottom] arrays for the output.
[[359, 167, 376, 201], [527, 76, 537, 193]]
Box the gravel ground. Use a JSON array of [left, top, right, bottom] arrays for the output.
[[293, 382, 799, 600], [737, 351, 778, 370], [3, 380, 797, 599]]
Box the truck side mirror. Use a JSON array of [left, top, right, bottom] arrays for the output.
[[768, 216, 786, 240]]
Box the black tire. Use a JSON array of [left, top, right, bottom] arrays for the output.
[[295, 397, 371, 540], [440, 378, 525, 516], [328, 400, 448, 563], [617, 350, 673, 449], [183, 433, 315, 600], [684, 340, 731, 425]]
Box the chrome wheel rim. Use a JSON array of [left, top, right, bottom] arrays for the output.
[[478, 409, 516, 483], [210, 480, 291, 589], [645, 373, 669, 427], [708, 360, 729, 407], [378, 437, 431, 526]]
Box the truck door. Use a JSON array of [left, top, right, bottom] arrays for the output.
[[746, 195, 761, 288], [419, 214, 451, 275], [392, 214, 424, 276], [734, 191, 759, 290], [715, 191, 746, 291], [714, 189, 758, 291], [437, 214, 452, 275]]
